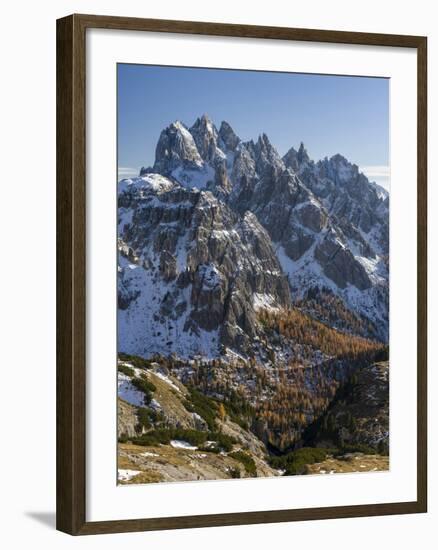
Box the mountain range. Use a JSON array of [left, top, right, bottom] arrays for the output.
[[118, 114, 389, 361]]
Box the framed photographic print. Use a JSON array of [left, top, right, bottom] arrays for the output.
[[56, 14, 427, 535]]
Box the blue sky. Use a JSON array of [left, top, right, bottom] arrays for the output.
[[118, 64, 389, 190]]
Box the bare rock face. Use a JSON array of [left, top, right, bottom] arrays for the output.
[[209, 161, 231, 197], [152, 121, 204, 175], [283, 230, 315, 261], [252, 133, 285, 175], [296, 202, 327, 233], [314, 233, 371, 290], [218, 120, 240, 152], [159, 250, 177, 281], [118, 398, 140, 438], [189, 114, 223, 164]]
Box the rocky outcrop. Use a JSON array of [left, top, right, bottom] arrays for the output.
[[189, 114, 224, 165], [118, 399, 140, 438], [152, 120, 204, 175], [314, 232, 371, 290]]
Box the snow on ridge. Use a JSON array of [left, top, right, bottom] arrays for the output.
[[118, 173, 175, 195], [171, 164, 215, 190], [253, 293, 279, 311]]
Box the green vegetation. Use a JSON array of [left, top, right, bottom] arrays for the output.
[[131, 375, 156, 405], [118, 352, 153, 369], [118, 433, 129, 444], [223, 390, 255, 430], [229, 467, 241, 479], [183, 388, 218, 431], [118, 364, 135, 377], [269, 447, 330, 475], [269, 444, 381, 476], [136, 407, 153, 431], [205, 432, 236, 453], [229, 451, 257, 477], [130, 425, 236, 453]]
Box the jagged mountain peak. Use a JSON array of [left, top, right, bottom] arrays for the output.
[[283, 142, 311, 174], [190, 113, 216, 133], [171, 119, 189, 130], [318, 153, 359, 183], [252, 133, 284, 174], [218, 120, 240, 152], [189, 114, 222, 164], [297, 142, 310, 164], [153, 119, 204, 175]]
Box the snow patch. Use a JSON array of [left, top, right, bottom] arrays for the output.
[[170, 440, 198, 450], [171, 165, 215, 189], [118, 173, 175, 195], [253, 293, 278, 311], [118, 373, 145, 407]]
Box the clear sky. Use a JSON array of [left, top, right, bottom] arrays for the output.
[[118, 64, 389, 190]]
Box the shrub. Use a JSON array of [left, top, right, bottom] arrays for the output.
[[223, 390, 255, 429], [229, 451, 257, 477], [136, 407, 152, 430], [118, 364, 135, 377], [118, 352, 152, 369], [229, 467, 241, 479], [118, 433, 129, 444], [269, 447, 330, 475], [208, 431, 236, 453], [183, 388, 218, 431], [131, 375, 156, 404]]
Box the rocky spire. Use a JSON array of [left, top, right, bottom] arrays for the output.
[[218, 120, 240, 152], [283, 142, 311, 173], [189, 114, 220, 163], [153, 120, 204, 175], [253, 133, 284, 174], [297, 142, 310, 165]]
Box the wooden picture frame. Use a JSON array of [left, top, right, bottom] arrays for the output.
[[57, 13, 427, 535]]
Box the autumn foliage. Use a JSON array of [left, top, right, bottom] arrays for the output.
[[258, 307, 385, 361]]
